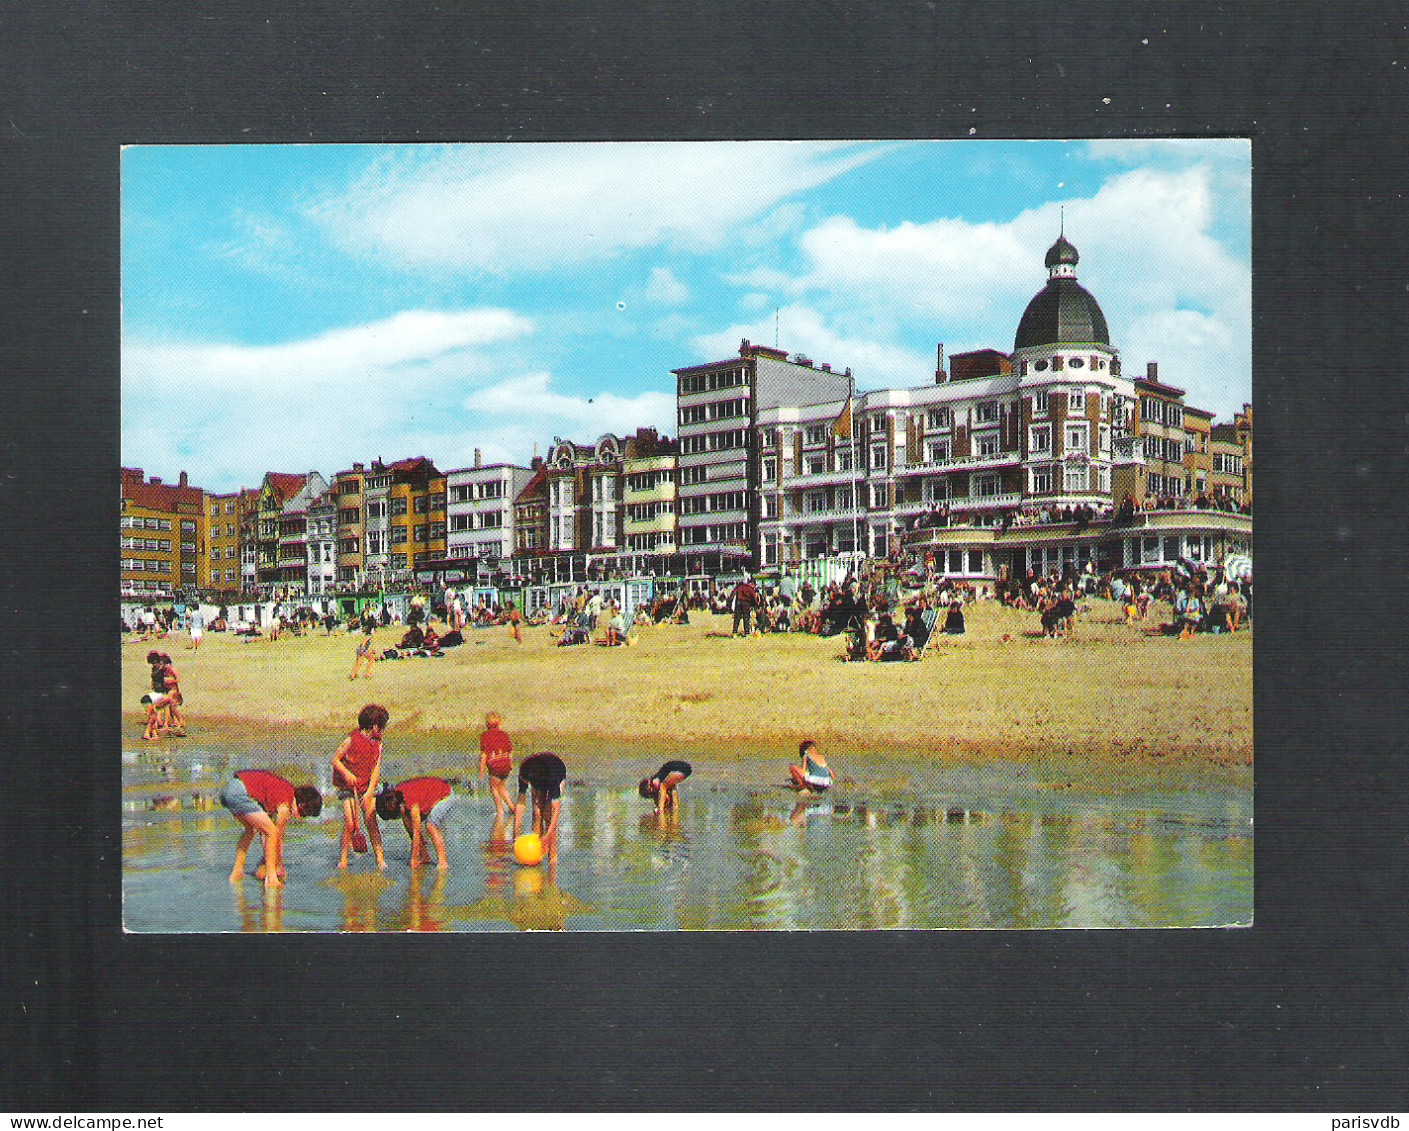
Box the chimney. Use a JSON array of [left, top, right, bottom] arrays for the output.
[[474, 448, 482, 468], [151, 477, 162, 485], [740, 338, 751, 356], [179, 471, 188, 487], [936, 342, 947, 384], [353, 462, 364, 472], [820, 363, 831, 372], [1147, 361, 1158, 380], [530, 456, 544, 470]]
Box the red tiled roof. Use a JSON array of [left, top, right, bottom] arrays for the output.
[[514, 466, 548, 505], [263, 472, 307, 502]]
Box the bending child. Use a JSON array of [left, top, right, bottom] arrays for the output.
[[219, 769, 322, 889], [377, 777, 454, 871]]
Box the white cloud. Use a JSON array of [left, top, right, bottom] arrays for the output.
[[729, 163, 1250, 417], [643, 266, 690, 306], [463, 371, 675, 443], [307, 142, 883, 275], [122, 308, 537, 490]]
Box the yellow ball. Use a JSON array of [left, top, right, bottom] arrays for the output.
[[513, 833, 544, 866]]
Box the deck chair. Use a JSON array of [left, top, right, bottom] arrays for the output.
[[918, 607, 944, 657]]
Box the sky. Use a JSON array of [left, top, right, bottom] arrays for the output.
[[122, 139, 1251, 493]]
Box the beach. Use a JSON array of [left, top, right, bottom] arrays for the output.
[[125, 599, 1252, 778]]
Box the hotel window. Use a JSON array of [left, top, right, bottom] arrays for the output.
[[1065, 423, 1089, 453], [975, 401, 998, 424], [835, 448, 854, 472], [807, 454, 827, 476], [973, 474, 999, 497], [976, 433, 1000, 458], [926, 407, 951, 429], [926, 440, 950, 463], [836, 485, 854, 510], [1029, 425, 1051, 454], [1063, 464, 1089, 492], [806, 490, 828, 514], [870, 447, 887, 472], [805, 425, 828, 445], [391, 497, 408, 516], [1030, 467, 1053, 494], [1033, 390, 1049, 415], [870, 483, 889, 508]]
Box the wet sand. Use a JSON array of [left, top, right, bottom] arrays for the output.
[[124, 599, 1252, 783]]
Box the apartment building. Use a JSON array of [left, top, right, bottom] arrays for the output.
[[445, 451, 534, 568], [621, 430, 678, 560], [204, 487, 258, 595], [121, 468, 206, 600], [333, 464, 367, 587], [542, 434, 629, 554], [273, 472, 330, 594], [673, 342, 851, 568], [253, 472, 310, 593]]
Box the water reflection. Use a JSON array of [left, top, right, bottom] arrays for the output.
[[124, 742, 1252, 932]]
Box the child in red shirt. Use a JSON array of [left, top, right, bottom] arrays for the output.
[[478, 711, 515, 825], [376, 776, 453, 871], [219, 769, 323, 889], [331, 703, 390, 870]]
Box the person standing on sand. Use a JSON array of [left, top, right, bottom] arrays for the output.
[[478, 711, 515, 825], [350, 616, 378, 680], [188, 607, 203, 650], [506, 600, 523, 645], [789, 740, 833, 793], [332, 704, 389, 869], [219, 769, 322, 889], [513, 751, 567, 856]]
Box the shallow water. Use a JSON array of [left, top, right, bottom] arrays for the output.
[[122, 737, 1252, 931]]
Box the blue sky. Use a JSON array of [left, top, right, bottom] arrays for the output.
[[122, 139, 1250, 493]]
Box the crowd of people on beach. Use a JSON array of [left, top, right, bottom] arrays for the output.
[[216, 702, 834, 891]]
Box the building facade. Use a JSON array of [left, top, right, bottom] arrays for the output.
[[673, 342, 851, 569], [205, 487, 257, 595], [445, 453, 534, 567], [121, 468, 206, 600]]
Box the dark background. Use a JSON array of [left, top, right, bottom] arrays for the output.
[[3, 2, 1405, 1111]]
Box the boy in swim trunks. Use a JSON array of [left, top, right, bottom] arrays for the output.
[[513, 751, 567, 854], [478, 711, 515, 823], [376, 776, 454, 871], [219, 769, 322, 889], [639, 759, 692, 815], [331, 703, 390, 869], [350, 616, 379, 680]]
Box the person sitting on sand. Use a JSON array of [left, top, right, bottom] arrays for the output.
[[513, 751, 567, 856], [376, 776, 453, 871], [639, 760, 691, 815], [331, 704, 389, 870], [478, 711, 515, 825], [420, 625, 441, 651], [866, 612, 912, 662], [219, 768, 322, 890], [398, 624, 425, 650], [789, 740, 833, 793], [903, 603, 931, 651], [943, 598, 966, 636]]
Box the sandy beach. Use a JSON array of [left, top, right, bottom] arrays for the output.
[[124, 599, 1252, 776]]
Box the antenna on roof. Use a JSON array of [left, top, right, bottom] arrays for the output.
[[1060, 205, 1065, 237], [775, 308, 779, 349]]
